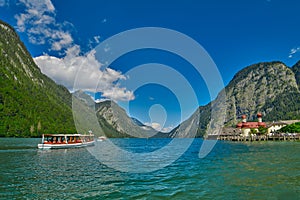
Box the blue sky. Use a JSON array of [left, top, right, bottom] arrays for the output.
[[1, 0, 300, 131]]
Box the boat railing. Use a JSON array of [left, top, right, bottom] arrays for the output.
[[41, 134, 94, 144]]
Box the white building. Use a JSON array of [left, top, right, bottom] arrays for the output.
[[267, 122, 287, 134]]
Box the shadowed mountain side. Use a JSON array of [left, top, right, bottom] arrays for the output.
[[169, 89, 226, 138], [292, 60, 300, 88]]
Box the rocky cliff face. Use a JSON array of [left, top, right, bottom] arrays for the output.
[[225, 61, 299, 125], [170, 61, 300, 138]]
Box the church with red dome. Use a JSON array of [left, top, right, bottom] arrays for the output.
[[236, 113, 266, 136]]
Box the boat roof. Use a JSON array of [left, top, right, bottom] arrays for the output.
[[43, 134, 94, 137]]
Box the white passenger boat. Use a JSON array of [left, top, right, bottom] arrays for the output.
[[38, 133, 95, 149]]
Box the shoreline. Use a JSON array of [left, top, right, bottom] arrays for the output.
[[217, 133, 300, 142]]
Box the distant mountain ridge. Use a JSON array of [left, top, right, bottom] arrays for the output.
[[0, 20, 76, 136], [72, 90, 169, 138]]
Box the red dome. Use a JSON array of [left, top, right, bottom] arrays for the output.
[[242, 115, 247, 119], [237, 123, 243, 128], [257, 113, 262, 118]]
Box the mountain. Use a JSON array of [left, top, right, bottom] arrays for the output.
[[171, 61, 300, 138], [72, 90, 169, 138], [96, 100, 159, 138], [131, 117, 145, 127], [225, 61, 299, 124], [168, 107, 201, 138], [0, 20, 76, 137]]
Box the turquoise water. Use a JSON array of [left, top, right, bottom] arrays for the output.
[[0, 138, 299, 199]]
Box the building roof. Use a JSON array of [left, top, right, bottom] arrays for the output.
[[237, 122, 266, 129], [237, 113, 266, 129]]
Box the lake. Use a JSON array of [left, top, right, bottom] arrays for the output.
[[0, 138, 299, 199]]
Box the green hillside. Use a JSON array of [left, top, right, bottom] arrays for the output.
[[0, 20, 76, 137]]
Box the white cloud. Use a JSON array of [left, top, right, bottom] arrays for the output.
[[15, 0, 134, 102], [15, 0, 73, 51], [94, 35, 101, 44], [34, 45, 135, 102], [51, 31, 73, 51], [16, 0, 134, 102], [145, 122, 161, 131], [288, 47, 300, 58], [144, 122, 173, 133], [95, 98, 110, 103], [87, 35, 101, 50]]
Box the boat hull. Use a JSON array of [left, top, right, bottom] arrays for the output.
[[38, 141, 95, 149]]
